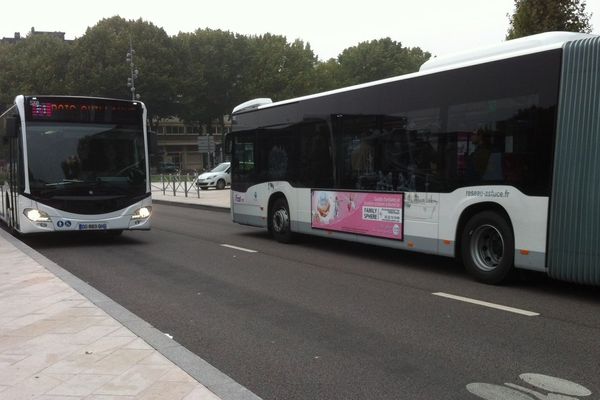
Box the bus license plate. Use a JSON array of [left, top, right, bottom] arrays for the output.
[[78, 223, 108, 231]]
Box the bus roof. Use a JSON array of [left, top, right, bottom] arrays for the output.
[[419, 31, 595, 72], [232, 31, 597, 115]]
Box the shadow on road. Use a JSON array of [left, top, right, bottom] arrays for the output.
[[19, 230, 146, 249]]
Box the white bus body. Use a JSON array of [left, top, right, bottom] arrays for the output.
[[229, 32, 600, 285], [0, 95, 152, 235]]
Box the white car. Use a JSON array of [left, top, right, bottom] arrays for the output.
[[195, 162, 231, 190]]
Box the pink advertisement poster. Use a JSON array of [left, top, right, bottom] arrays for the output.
[[311, 190, 404, 241]]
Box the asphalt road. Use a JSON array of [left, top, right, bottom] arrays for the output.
[[22, 203, 600, 400]]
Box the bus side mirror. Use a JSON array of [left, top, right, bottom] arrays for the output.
[[4, 116, 18, 138]]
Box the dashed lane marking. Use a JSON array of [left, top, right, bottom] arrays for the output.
[[221, 244, 258, 253], [432, 292, 539, 316]]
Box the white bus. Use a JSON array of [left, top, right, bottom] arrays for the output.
[[228, 32, 600, 285], [0, 95, 152, 235]]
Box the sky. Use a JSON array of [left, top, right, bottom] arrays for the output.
[[3, 0, 600, 60]]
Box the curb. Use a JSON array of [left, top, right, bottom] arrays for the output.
[[152, 198, 231, 213]]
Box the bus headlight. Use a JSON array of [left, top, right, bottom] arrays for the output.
[[24, 208, 51, 222], [131, 206, 152, 220]]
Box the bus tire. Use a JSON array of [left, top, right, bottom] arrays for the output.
[[269, 197, 293, 243], [461, 211, 514, 284], [216, 179, 226, 190]]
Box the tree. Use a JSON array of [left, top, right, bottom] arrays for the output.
[[66, 16, 178, 129], [174, 29, 251, 133], [175, 31, 318, 135], [0, 35, 72, 107], [0, 42, 16, 107], [0, 15, 436, 130], [313, 58, 344, 93], [243, 34, 318, 102], [277, 38, 319, 99], [506, 0, 592, 40], [336, 38, 430, 86]]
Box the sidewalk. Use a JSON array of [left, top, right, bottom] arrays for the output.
[[151, 187, 231, 210], [0, 189, 259, 400]]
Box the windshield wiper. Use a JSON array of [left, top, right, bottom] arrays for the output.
[[44, 179, 87, 187]]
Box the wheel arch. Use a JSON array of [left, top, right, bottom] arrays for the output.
[[267, 191, 288, 231], [455, 202, 514, 261]]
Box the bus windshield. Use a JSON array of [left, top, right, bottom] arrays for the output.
[[26, 122, 146, 198]]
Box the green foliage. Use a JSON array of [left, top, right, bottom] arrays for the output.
[[313, 58, 344, 92], [175, 31, 318, 131], [174, 29, 249, 130], [0, 17, 433, 122], [0, 35, 71, 105], [244, 34, 318, 101], [65, 16, 178, 127], [506, 0, 592, 39], [65, 17, 129, 98], [337, 38, 431, 86]]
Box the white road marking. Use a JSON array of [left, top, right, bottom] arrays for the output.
[[519, 373, 592, 396], [432, 292, 539, 316], [221, 244, 258, 253], [467, 373, 592, 399]]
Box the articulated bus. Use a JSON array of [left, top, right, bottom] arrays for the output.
[[0, 95, 152, 235], [229, 32, 600, 285]]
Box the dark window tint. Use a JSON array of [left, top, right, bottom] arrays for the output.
[[233, 49, 561, 196], [445, 95, 554, 192], [231, 134, 256, 192], [25, 122, 146, 198], [336, 109, 443, 192], [0, 116, 10, 185], [0, 111, 24, 194], [233, 121, 334, 190]]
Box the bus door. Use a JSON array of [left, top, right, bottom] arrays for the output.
[[0, 115, 21, 230]]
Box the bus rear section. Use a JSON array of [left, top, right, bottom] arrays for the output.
[[0, 95, 152, 235]]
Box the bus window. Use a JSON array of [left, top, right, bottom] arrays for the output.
[[300, 123, 333, 188], [337, 110, 442, 192], [251, 121, 333, 189], [337, 115, 378, 190], [446, 94, 551, 194], [231, 134, 256, 192]]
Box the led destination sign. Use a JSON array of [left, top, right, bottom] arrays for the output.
[[26, 97, 142, 124]]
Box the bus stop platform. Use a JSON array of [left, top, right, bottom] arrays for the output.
[[0, 189, 262, 400]]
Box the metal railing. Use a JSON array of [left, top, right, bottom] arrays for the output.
[[151, 173, 201, 198]]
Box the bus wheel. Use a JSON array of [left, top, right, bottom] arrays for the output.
[[270, 197, 293, 243], [461, 211, 514, 284], [216, 179, 226, 190]]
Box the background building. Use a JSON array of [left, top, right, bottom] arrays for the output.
[[1, 27, 68, 43], [155, 116, 230, 173]]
